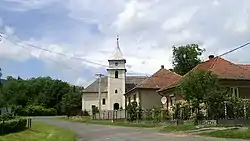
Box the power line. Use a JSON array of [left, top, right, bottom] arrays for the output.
[[218, 41, 250, 57], [0, 34, 151, 79], [1, 35, 110, 67]]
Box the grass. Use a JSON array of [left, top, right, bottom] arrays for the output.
[[200, 127, 250, 139], [0, 122, 76, 141], [61, 116, 160, 128], [159, 124, 197, 132], [61, 116, 199, 132]]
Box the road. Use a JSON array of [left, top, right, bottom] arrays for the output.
[[35, 117, 246, 141]]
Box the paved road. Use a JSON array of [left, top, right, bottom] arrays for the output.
[[35, 117, 246, 141]]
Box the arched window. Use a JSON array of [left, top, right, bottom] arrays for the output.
[[102, 98, 106, 105], [115, 89, 118, 94], [115, 71, 118, 78]]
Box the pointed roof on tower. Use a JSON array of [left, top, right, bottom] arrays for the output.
[[109, 35, 125, 61]]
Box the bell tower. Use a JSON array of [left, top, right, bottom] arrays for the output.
[[107, 35, 126, 110]]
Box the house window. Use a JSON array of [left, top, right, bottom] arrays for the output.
[[133, 94, 136, 102], [231, 87, 239, 98], [170, 96, 176, 107], [102, 98, 106, 105], [115, 71, 118, 78], [115, 62, 118, 66], [128, 97, 131, 104], [115, 89, 118, 94]]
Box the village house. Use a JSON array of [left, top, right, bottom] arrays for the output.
[[124, 65, 181, 110], [82, 38, 147, 111], [158, 55, 250, 110]]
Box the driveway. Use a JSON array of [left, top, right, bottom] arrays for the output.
[[34, 117, 247, 141]]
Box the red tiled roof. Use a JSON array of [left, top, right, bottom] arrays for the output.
[[158, 57, 250, 92], [125, 67, 182, 94], [239, 65, 250, 71]]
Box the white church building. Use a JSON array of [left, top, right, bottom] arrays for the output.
[[82, 37, 147, 111]]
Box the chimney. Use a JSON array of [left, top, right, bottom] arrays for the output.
[[161, 65, 164, 69], [208, 55, 214, 59]]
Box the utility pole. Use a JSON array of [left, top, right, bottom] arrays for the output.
[[95, 73, 104, 112]]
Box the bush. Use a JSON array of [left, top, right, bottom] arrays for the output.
[[0, 119, 27, 135], [14, 105, 57, 116], [78, 109, 90, 116], [0, 113, 15, 121]]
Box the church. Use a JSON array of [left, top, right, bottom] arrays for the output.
[[82, 37, 147, 111]]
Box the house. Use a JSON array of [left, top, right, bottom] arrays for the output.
[[82, 37, 147, 111], [124, 65, 182, 110], [158, 55, 250, 109]]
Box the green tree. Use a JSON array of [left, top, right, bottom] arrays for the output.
[[178, 70, 226, 123], [61, 86, 82, 118], [1, 75, 82, 116], [172, 44, 205, 75]]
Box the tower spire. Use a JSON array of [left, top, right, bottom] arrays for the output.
[[117, 34, 119, 48], [109, 34, 125, 60]]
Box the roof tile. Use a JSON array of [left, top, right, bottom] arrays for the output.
[[158, 57, 250, 92]]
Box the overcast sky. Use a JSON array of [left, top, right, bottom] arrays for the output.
[[0, 0, 250, 87]]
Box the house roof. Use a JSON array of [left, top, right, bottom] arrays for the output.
[[239, 65, 250, 71], [83, 76, 147, 93], [125, 66, 182, 95], [158, 56, 250, 92]]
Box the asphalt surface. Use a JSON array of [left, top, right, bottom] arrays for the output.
[[35, 117, 247, 141]]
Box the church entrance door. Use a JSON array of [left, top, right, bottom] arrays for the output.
[[114, 103, 119, 110]]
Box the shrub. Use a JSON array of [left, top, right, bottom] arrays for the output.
[[0, 119, 27, 135], [14, 105, 57, 116], [78, 109, 90, 116], [0, 113, 15, 121]]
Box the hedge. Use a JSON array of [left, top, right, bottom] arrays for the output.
[[0, 119, 27, 135], [14, 105, 57, 116], [0, 113, 15, 121]]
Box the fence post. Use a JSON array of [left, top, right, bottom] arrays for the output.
[[136, 108, 139, 124], [30, 119, 32, 128]]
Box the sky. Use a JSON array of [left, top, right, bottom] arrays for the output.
[[0, 0, 250, 87]]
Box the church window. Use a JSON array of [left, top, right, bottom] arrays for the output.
[[102, 98, 106, 105], [115, 71, 118, 78], [115, 62, 118, 66], [115, 89, 118, 94]]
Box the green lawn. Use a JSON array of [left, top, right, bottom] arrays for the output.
[[0, 122, 76, 141], [200, 127, 250, 139], [159, 125, 197, 132]]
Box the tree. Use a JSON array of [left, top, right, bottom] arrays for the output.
[[61, 86, 82, 118], [178, 70, 227, 123], [172, 44, 205, 75], [0, 75, 82, 116]]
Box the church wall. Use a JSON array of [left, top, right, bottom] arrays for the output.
[[82, 92, 108, 111]]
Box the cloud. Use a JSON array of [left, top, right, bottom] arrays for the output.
[[1, 0, 60, 11], [1, 0, 250, 87]]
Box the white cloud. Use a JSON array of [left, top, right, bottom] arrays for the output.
[[2, 0, 60, 11], [2, 0, 250, 86], [162, 6, 200, 32]]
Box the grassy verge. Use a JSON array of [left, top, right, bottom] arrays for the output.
[[0, 122, 76, 141], [61, 116, 160, 128], [61, 116, 199, 132], [159, 125, 197, 132], [200, 127, 250, 139]]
